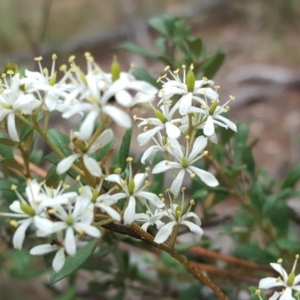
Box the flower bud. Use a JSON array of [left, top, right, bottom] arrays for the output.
[[111, 56, 121, 82], [186, 64, 195, 93]]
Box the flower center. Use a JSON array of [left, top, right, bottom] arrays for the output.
[[111, 56, 121, 82], [287, 272, 295, 287], [154, 109, 167, 123], [92, 189, 98, 203], [186, 66, 195, 93], [1, 102, 12, 110], [175, 205, 182, 221], [209, 101, 219, 115], [66, 215, 74, 226], [128, 179, 135, 195], [20, 203, 35, 216], [181, 157, 189, 168]]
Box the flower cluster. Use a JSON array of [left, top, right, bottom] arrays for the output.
[[0, 55, 237, 273]]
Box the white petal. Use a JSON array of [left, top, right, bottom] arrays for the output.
[[141, 145, 161, 164], [103, 105, 131, 128], [75, 223, 101, 238], [170, 169, 186, 196], [179, 93, 192, 115], [189, 136, 207, 161], [13, 218, 32, 250], [136, 191, 165, 208], [270, 263, 289, 282], [7, 112, 19, 142], [214, 115, 237, 132], [258, 277, 285, 289], [181, 220, 203, 237], [97, 204, 121, 221], [56, 154, 80, 174], [152, 160, 179, 174], [133, 173, 147, 191], [123, 196, 136, 225], [165, 122, 181, 139], [189, 166, 219, 187], [78, 110, 99, 141], [269, 292, 280, 300], [52, 248, 66, 272], [204, 115, 215, 137], [154, 221, 177, 244], [115, 90, 133, 107], [64, 227, 76, 256], [137, 126, 162, 146], [105, 174, 123, 186], [30, 244, 58, 255], [83, 155, 102, 177]]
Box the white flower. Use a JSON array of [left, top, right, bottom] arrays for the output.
[[0, 180, 51, 249], [80, 181, 121, 222], [30, 233, 66, 272], [137, 101, 181, 146], [152, 136, 218, 196], [0, 73, 40, 141], [105, 159, 165, 225], [259, 255, 300, 300], [154, 192, 203, 244], [56, 129, 114, 177], [135, 205, 165, 231], [21, 55, 73, 111], [187, 96, 237, 142], [140, 132, 168, 164], [157, 65, 218, 115], [37, 195, 100, 256]]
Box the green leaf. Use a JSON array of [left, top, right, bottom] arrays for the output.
[[119, 42, 157, 59], [242, 146, 255, 174], [155, 37, 167, 53], [50, 239, 96, 284], [234, 243, 276, 264], [186, 37, 202, 60], [249, 181, 265, 210], [200, 50, 225, 78], [47, 129, 71, 156], [148, 15, 175, 37], [30, 149, 44, 165], [234, 123, 249, 159], [0, 179, 15, 190], [281, 164, 300, 189], [131, 67, 160, 89], [119, 122, 136, 172], [0, 137, 16, 146]]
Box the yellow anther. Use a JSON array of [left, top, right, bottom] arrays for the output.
[[10, 220, 18, 228], [130, 63, 136, 69], [190, 199, 195, 205], [47, 208, 56, 214], [185, 135, 190, 140], [146, 210, 151, 215], [59, 64, 67, 71], [173, 68, 180, 74], [133, 115, 137, 120], [52, 54, 57, 60], [126, 157, 133, 162], [145, 180, 151, 187], [181, 187, 186, 192], [214, 85, 220, 89], [229, 95, 235, 101], [278, 258, 283, 264], [11, 184, 17, 191], [202, 76, 208, 81], [114, 167, 121, 174], [68, 55, 76, 63], [43, 68, 49, 76], [164, 66, 170, 72], [34, 56, 43, 61], [226, 105, 230, 111], [189, 63, 194, 70], [165, 99, 172, 105], [255, 289, 261, 295], [190, 173, 196, 178], [7, 70, 14, 75]]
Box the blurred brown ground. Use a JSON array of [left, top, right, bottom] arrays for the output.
[[1, 0, 300, 299]]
